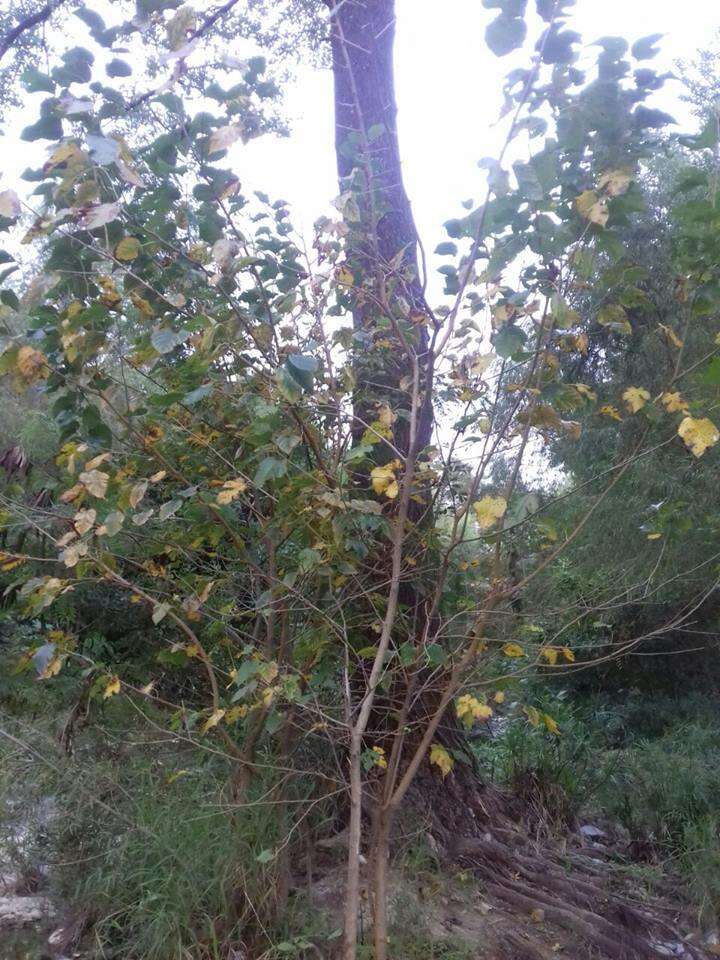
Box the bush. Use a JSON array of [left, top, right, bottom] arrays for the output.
[[600, 722, 720, 927]]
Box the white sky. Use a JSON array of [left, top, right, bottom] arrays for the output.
[[2, 0, 719, 267], [241, 0, 719, 256]]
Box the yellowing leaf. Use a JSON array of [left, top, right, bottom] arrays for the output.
[[647, 532, 662, 540], [493, 690, 505, 704], [371, 745, 388, 769], [84, 452, 111, 471], [115, 236, 141, 261], [17, 346, 49, 383], [678, 416, 720, 457], [201, 708, 226, 733], [456, 694, 493, 728], [599, 404, 622, 421], [103, 675, 121, 699], [575, 189, 608, 226], [502, 642, 525, 658], [540, 647, 558, 665], [73, 508, 96, 535], [473, 496, 507, 530], [622, 387, 650, 413], [542, 713, 560, 735], [429, 743, 454, 778], [661, 392, 689, 413], [129, 480, 148, 508], [208, 123, 243, 154], [336, 265, 354, 287], [60, 541, 88, 567], [40, 654, 64, 679], [224, 705, 248, 724], [658, 323, 683, 348], [79, 469, 109, 499], [0, 189, 21, 219], [370, 462, 401, 498], [597, 168, 633, 197], [572, 383, 597, 402], [216, 478, 247, 504], [561, 646, 575, 663]]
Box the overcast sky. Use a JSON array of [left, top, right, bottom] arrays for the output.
[[2, 0, 719, 263], [241, 0, 719, 255]]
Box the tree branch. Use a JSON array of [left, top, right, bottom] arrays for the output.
[[0, 1, 65, 63]]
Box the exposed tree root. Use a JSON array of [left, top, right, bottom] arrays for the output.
[[407, 770, 709, 960]]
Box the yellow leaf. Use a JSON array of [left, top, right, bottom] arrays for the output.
[[597, 168, 633, 197], [201, 708, 226, 733], [622, 387, 650, 413], [661, 391, 688, 413], [72, 508, 96, 535], [377, 404, 396, 428], [217, 478, 248, 504], [502, 642, 525, 658], [371, 745, 388, 769], [40, 654, 64, 679], [140, 682, 155, 696], [429, 743, 454, 778], [572, 383, 597, 402], [658, 324, 683, 348], [0, 188, 21, 218], [524, 705, 540, 727], [561, 647, 575, 663], [493, 690, 505, 704], [456, 694, 493, 728], [208, 123, 243, 154], [103, 675, 121, 699], [225, 705, 248, 724], [542, 713, 560, 736], [561, 420, 582, 440], [336, 265, 354, 287], [60, 541, 88, 567], [129, 481, 148, 508], [115, 236, 141, 261], [540, 647, 558, 665], [646, 532, 662, 540], [599, 404, 622, 421], [678, 416, 720, 457], [370, 462, 400, 498], [17, 346, 49, 383], [84, 452, 111, 471], [473, 496, 507, 530], [79, 469, 109, 499], [575, 189, 608, 226]]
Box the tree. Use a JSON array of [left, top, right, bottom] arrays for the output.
[[1, 2, 719, 959]]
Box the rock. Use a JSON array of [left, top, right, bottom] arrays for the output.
[[580, 823, 607, 839], [0, 871, 21, 894], [0, 895, 55, 928]]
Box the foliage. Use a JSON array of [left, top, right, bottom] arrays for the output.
[[1, 0, 720, 957]]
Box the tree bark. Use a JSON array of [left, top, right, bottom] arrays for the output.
[[325, 0, 433, 456]]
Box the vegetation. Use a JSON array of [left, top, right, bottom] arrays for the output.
[[1, 2, 720, 959]]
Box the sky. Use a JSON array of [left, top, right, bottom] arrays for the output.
[[240, 0, 720, 256], [2, 0, 719, 266]]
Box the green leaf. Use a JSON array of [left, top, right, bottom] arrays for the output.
[[254, 457, 287, 488], [631, 34, 663, 60], [286, 354, 318, 392], [494, 325, 527, 358], [107, 58, 132, 78], [698, 357, 720, 387], [183, 384, 213, 405], [52, 46, 94, 86], [486, 14, 526, 57], [21, 67, 55, 93]]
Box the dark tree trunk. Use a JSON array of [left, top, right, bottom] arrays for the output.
[[325, 0, 433, 456]]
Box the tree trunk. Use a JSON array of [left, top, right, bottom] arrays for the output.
[[325, 0, 432, 456]]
